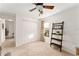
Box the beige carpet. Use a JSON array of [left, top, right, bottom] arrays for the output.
[[1, 40, 73, 56], [2, 39, 16, 48]]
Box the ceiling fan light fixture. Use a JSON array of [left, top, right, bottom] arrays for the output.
[[36, 5, 43, 14]]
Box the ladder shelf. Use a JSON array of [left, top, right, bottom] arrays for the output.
[[50, 21, 64, 52]]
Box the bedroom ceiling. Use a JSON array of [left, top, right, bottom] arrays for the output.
[[0, 3, 78, 20]]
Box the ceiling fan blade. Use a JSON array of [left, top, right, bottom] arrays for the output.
[[29, 7, 36, 12], [43, 5, 54, 9]]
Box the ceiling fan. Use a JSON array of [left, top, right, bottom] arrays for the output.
[[29, 3, 54, 15]]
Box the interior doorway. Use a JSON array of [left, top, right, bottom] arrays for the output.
[[0, 12, 16, 49], [4, 19, 16, 48], [44, 22, 50, 43]]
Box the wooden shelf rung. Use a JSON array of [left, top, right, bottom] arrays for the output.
[[50, 43, 62, 47], [52, 28, 62, 29], [52, 33, 62, 35], [51, 38, 62, 41]]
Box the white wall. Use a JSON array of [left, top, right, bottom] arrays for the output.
[[0, 18, 5, 46], [16, 14, 40, 47], [44, 5, 79, 55]]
